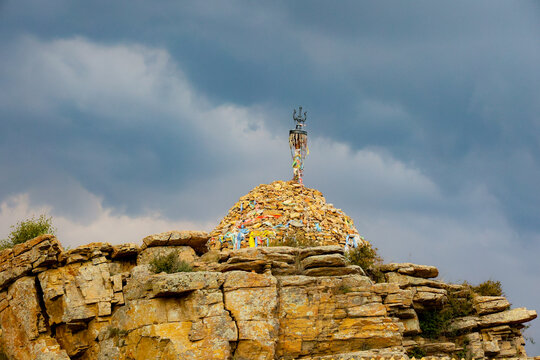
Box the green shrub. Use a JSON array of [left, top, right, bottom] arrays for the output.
[[455, 338, 470, 360], [418, 288, 474, 339], [407, 346, 426, 358], [345, 243, 381, 269], [0, 214, 56, 250], [472, 280, 504, 296], [418, 279, 504, 340], [149, 252, 193, 274], [523, 324, 536, 345], [345, 244, 384, 282], [269, 228, 318, 248], [418, 308, 449, 339], [447, 288, 475, 318], [368, 266, 386, 283]]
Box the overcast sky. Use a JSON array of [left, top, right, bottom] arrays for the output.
[[1, 0, 539, 353]]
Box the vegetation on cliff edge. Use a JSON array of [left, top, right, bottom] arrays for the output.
[[345, 243, 385, 282], [269, 228, 319, 248], [418, 280, 505, 339], [0, 214, 56, 250], [150, 252, 193, 273], [470, 279, 504, 297]]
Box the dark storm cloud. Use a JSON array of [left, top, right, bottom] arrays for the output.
[[0, 37, 228, 219], [1, 0, 539, 226]]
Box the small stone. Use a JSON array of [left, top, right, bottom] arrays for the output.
[[412, 286, 447, 307], [223, 271, 277, 290], [347, 303, 387, 317], [112, 291, 124, 305], [298, 245, 343, 260], [380, 262, 439, 278], [220, 260, 267, 273], [150, 271, 223, 297], [111, 243, 139, 259], [302, 265, 362, 277], [479, 308, 537, 327], [474, 295, 511, 315], [448, 316, 479, 332], [142, 230, 210, 255], [112, 274, 123, 293], [98, 302, 111, 317], [420, 342, 456, 354], [301, 253, 347, 269], [401, 316, 421, 336], [188, 320, 206, 341]]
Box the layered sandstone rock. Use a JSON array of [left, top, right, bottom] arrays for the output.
[[0, 233, 536, 360], [380, 265, 537, 359]]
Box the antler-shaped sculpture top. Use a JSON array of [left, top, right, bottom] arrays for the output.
[[293, 106, 307, 129]]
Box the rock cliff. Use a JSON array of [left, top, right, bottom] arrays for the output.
[[0, 232, 536, 359]]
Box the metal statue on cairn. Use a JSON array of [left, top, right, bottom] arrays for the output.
[[289, 106, 309, 184]]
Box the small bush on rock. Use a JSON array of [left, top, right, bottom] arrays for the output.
[[455, 338, 470, 360], [269, 228, 318, 248], [407, 346, 426, 358], [418, 279, 506, 340], [447, 288, 475, 318], [418, 309, 449, 339], [0, 214, 56, 250], [418, 288, 475, 339], [472, 279, 504, 296], [345, 243, 384, 282], [150, 252, 193, 274], [523, 324, 536, 345], [345, 243, 381, 269]]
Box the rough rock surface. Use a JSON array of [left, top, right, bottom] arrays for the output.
[[474, 295, 511, 315], [379, 263, 439, 279], [0, 234, 536, 360], [141, 230, 209, 255]]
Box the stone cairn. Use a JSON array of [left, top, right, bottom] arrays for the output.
[[208, 180, 369, 251]]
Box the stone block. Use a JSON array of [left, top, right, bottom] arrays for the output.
[[474, 295, 510, 315]]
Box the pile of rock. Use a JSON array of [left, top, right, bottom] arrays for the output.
[[208, 181, 367, 251]]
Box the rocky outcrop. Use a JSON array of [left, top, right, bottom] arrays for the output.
[[141, 230, 209, 255], [0, 234, 63, 289], [0, 233, 536, 359], [474, 296, 511, 315], [379, 263, 439, 279], [380, 264, 537, 359]]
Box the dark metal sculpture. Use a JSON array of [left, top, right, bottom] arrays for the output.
[[293, 106, 307, 129], [289, 106, 309, 184]]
